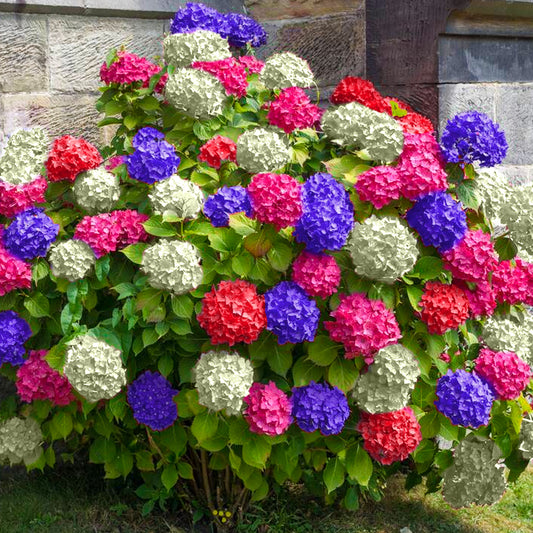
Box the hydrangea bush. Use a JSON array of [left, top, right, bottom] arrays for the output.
[[0, 2, 531, 528]]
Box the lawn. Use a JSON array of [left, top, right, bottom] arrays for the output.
[[0, 464, 531, 533]]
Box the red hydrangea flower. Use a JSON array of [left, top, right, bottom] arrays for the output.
[[100, 51, 166, 93], [330, 76, 389, 112], [399, 113, 434, 134], [192, 57, 248, 97], [442, 230, 498, 283], [248, 173, 302, 229], [475, 348, 531, 400], [197, 279, 267, 345], [396, 133, 448, 200], [357, 407, 422, 465], [419, 282, 470, 334], [458, 280, 497, 318], [355, 166, 402, 209], [492, 258, 533, 305], [114, 210, 150, 248], [439, 352, 451, 363], [45, 135, 102, 182], [291, 251, 341, 298], [324, 292, 401, 363], [244, 381, 292, 436], [239, 55, 264, 74], [0, 177, 48, 218], [16, 350, 75, 406], [198, 136, 237, 169], [266, 87, 323, 134], [0, 228, 32, 296]]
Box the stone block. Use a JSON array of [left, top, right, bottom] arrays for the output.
[[497, 165, 532, 186], [245, 0, 362, 20], [378, 84, 438, 127], [0, 14, 48, 93], [258, 10, 365, 87], [49, 15, 166, 93]]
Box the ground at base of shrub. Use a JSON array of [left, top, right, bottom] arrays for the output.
[[0, 465, 531, 533]]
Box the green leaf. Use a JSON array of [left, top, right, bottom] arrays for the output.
[[307, 336, 339, 366], [161, 464, 179, 490], [138, 96, 160, 111], [51, 411, 73, 439], [177, 461, 194, 479], [267, 241, 293, 272], [292, 357, 324, 386], [170, 294, 194, 319], [208, 228, 241, 252], [327, 358, 359, 392], [104, 100, 125, 115], [135, 451, 155, 471], [412, 256, 443, 280], [113, 447, 134, 478], [324, 155, 367, 184], [406, 285, 424, 311], [24, 293, 50, 318], [456, 180, 479, 210], [494, 237, 517, 261], [232, 252, 254, 277], [419, 410, 440, 438], [323, 457, 345, 493], [95, 255, 111, 281], [121, 243, 149, 264], [228, 213, 258, 236], [191, 411, 218, 442], [105, 47, 117, 67], [267, 344, 293, 377], [344, 487, 360, 511], [390, 100, 408, 117], [142, 217, 177, 237], [242, 435, 271, 469], [156, 424, 187, 455], [89, 437, 117, 464], [157, 354, 174, 377], [345, 445, 373, 486]]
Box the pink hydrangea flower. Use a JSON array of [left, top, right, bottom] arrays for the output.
[[324, 292, 401, 363], [396, 133, 448, 200], [291, 251, 341, 298], [492, 258, 533, 305], [439, 352, 451, 363], [0, 177, 48, 218], [248, 173, 302, 230], [239, 55, 264, 74], [355, 166, 402, 209], [114, 210, 150, 248], [475, 348, 531, 400], [0, 228, 32, 296], [266, 87, 323, 134], [192, 57, 248, 97], [105, 156, 126, 171], [244, 381, 292, 436], [16, 350, 75, 406], [442, 230, 498, 282], [458, 280, 497, 318]]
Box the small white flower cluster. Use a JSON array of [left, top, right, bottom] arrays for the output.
[[0, 127, 49, 185], [474, 166, 511, 226], [141, 239, 203, 295], [259, 52, 315, 90], [193, 350, 254, 415], [165, 68, 227, 119], [63, 334, 126, 403], [321, 102, 404, 163], [72, 168, 121, 214], [518, 416, 533, 461], [48, 240, 96, 282], [346, 216, 419, 284], [442, 435, 506, 508], [352, 344, 420, 413], [149, 174, 204, 219], [236, 127, 291, 174], [0, 417, 42, 466], [163, 30, 231, 68]]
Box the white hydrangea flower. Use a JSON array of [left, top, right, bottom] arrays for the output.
[[236, 128, 291, 174], [163, 30, 231, 68], [474, 166, 511, 226], [442, 434, 506, 508], [0, 417, 43, 466], [352, 344, 420, 413], [63, 334, 126, 403], [193, 350, 254, 415], [0, 127, 49, 185], [321, 102, 404, 163], [499, 183, 533, 257], [72, 168, 121, 214], [165, 68, 227, 120], [259, 52, 315, 89], [346, 215, 419, 284], [518, 416, 533, 461], [141, 239, 203, 295], [149, 174, 204, 219], [48, 240, 96, 282]]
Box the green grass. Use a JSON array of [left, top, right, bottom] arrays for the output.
[[0, 464, 532, 533]]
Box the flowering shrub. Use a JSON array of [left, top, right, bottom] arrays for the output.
[[0, 3, 531, 528]]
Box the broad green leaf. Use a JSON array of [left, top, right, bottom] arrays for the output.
[[89, 437, 117, 464], [456, 180, 479, 210], [267, 241, 293, 272], [292, 357, 324, 386], [156, 424, 187, 455], [242, 435, 271, 469], [307, 335, 339, 366], [323, 457, 345, 493], [121, 243, 149, 264], [191, 411, 218, 442], [266, 344, 293, 377], [142, 217, 177, 237], [406, 285, 423, 311], [419, 410, 440, 438], [327, 358, 359, 392], [411, 256, 443, 280], [345, 445, 373, 486], [170, 294, 194, 319], [229, 213, 258, 236], [161, 464, 179, 490], [138, 96, 160, 111], [494, 237, 517, 261], [24, 293, 50, 318], [51, 411, 73, 439]]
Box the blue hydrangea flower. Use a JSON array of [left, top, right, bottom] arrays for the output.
[[127, 370, 179, 431], [0, 311, 32, 367], [218, 13, 267, 48], [294, 173, 354, 253], [203, 186, 252, 227], [126, 133, 180, 184], [3, 208, 59, 260], [440, 111, 508, 168], [170, 2, 223, 34], [406, 191, 467, 252], [264, 281, 320, 344], [291, 381, 350, 435], [435, 369, 495, 428]]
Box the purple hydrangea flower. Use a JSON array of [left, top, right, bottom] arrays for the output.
[[218, 13, 267, 48], [291, 381, 350, 435], [264, 281, 320, 344], [126, 132, 180, 184], [435, 369, 495, 428], [203, 186, 252, 227], [3, 208, 59, 260], [0, 311, 32, 367], [127, 370, 179, 431], [440, 111, 508, 168], [294, 173, 354, 253], [406, 191, 467, 252], [170, 2, 224, 34]]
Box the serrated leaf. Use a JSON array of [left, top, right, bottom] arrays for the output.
[[456, 180, 479, 209], [170, 294, 194, 319], [494, 236, 517, 261], [229, 213, 258, 236]]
